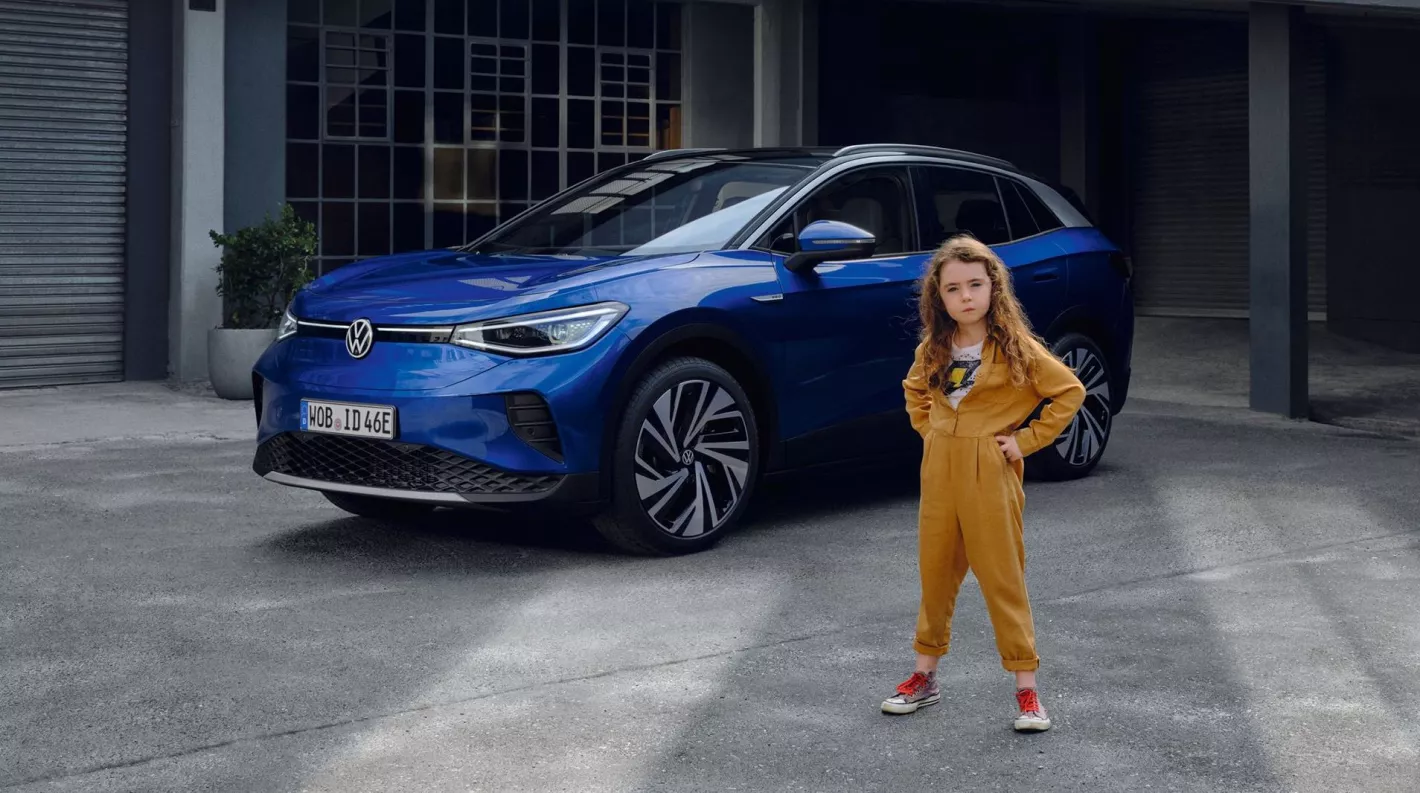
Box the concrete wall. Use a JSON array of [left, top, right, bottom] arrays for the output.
[[125, 0, 174, 381], [683, 1, 757, 148], [168, 0, 225, 381], [224, 0, 287, 232]]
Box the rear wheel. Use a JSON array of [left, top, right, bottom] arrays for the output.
[[1026, 332, 1113, 481], [593, 357, 760, 556], [322, 491, 438, 522]]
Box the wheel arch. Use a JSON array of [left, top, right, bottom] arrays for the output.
[[1041, 306, 1124, 414]]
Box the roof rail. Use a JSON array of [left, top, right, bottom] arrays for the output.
[[831, 143, 1017, 171], [641, 147, 725, 161]]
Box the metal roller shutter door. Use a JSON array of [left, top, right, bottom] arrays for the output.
[[1129, 22, 1327, 318], [0, 0, 127, 388]]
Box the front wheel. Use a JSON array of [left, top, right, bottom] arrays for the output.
[[1026, 332, 1114, 481], [593, 357, 760, 556]]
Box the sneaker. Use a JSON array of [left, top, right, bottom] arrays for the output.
[[1013, 687, 1051, 732], [881, 671, 940, 714]]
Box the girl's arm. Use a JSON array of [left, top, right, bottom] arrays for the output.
[[903, 341, 933, 438], [1013, 340, 1087, 458]]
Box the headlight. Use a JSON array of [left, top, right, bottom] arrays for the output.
[[276, 309, 298, 341], [450, 302, 629, 356]]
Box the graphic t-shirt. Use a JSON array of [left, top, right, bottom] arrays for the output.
[[944, 338, 984, 409]]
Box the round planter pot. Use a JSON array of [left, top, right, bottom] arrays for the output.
[[208, 328, 277, 400]]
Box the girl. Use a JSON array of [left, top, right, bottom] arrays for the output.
[[880, 234, 1086, 732]]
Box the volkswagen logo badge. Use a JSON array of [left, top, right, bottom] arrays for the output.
[[345, 318, 374, 359], [681, 449, 694, 466]]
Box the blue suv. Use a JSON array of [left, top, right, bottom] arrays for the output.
[[252, 144, 1133, 555]]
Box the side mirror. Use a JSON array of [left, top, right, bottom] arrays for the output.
[[784, 220, 877, 273]]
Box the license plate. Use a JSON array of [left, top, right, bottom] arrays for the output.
[[301, 399, 397, 440]]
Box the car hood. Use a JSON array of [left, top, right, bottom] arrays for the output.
[[292, 248, 698, 325]]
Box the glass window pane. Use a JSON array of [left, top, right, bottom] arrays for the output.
[[359, 145, 391, 198], [656, 53, 680, 101], [601, 100, 624, 146], [433, 203, 465, 247], [288, 26, 320, 82], [360, 0, 391, 28], [358, 88, 388, 137], [656, 103, 681, 149], [470, 93, 497, 141], [532, 0, 559, 41], [393, 202, 425, 252], [394, 0, 426, 31], [286, 143, 319, 198], [326, 86, 357, 137], [628, 0, 654, 48], [568, 151, 595, 185], [1013, 181, 1064, 233], [999, 178, 1038, 241], [433, 148, 465, 200], [394, 34, 425, 88], [434, 92, 464, 143], [434, 37, 463, 89], [287, 84, 320, 139], [324, 0, 357, 27], [323, 144, 356, 197], [531, 98, 558, 148], [531, 44, 558, 95], [501, 0, 530, 39], [500, 95, 525, 143], [532, 150, 559, 200], [500, 76, 525, 94], [322, 202, 355, 255], [568, 99, 594, 149], [290, 201, 320, 233], [393, 90, 425, 144], [911, 165, 1008, 246], [500, 202, 528, 225], [468, 149, 497, 201], [568, 47, 595, 97], [393, 146, 425, 200], [656, 2, 681, 50], [468, 204, 498, 241], [598, 151, 625, 174], [569, 0, 593, 44], [598, 0, 624, 46], [289, 0, 319, 24], [434, 0, 464, 34], [358, 202, 391, 255], [469, 0, 497, 36], [500, 149, 528, 201], [627, 102, 650, 148]]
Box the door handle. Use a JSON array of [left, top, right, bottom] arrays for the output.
[[1032, 271, 1060, 283]]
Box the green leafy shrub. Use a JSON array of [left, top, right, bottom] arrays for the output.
[[209, 204, 317, 330]]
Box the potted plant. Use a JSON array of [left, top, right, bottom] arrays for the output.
[[207, 204, 316, 400]]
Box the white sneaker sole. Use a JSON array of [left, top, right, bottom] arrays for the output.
[[882, 693, 940, 715], [1013, 715, 1052, 732]]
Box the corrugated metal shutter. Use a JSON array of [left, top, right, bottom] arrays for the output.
[[1129, 21, 1328, 318], [0, 0, 127, 388], [1129, 23, 1250, 316]]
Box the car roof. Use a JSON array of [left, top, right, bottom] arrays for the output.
[[641, 144, 1023, 175]]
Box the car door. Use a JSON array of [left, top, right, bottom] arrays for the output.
[[762, 164, 929, 466], [910, 166, 1069, 333]]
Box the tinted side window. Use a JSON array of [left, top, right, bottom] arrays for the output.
[[999, 178, 1040, 240], [762, 166, 915, 256], [1010, 180, 1065, 234], [912, 166, 1010, 246]]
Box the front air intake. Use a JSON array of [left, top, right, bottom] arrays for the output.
[[505, 392, 563, 462]]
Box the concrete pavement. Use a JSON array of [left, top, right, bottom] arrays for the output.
[[2, 364, 1418, 791]]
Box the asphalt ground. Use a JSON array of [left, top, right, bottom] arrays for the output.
[[3, 380, 1418, 792]]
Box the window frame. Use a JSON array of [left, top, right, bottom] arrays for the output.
[[321, 27, 394, 141], [752, 163, 921, 258]]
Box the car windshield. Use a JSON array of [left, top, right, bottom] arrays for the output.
[[462, 157, 819, 257]]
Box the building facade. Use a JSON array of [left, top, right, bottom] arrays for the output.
[[1, 0, 1418, 417]]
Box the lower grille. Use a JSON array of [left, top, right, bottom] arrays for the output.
[[254, 432, 560, 495]]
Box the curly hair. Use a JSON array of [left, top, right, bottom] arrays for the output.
[[917, 233, 1050, 391]]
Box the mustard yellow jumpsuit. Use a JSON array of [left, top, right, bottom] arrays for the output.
[[903, 337, 1086, 672]]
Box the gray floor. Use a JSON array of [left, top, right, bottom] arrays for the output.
[[3, 337, 1419, 792]]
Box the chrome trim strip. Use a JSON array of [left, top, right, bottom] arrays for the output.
[[751, 294, 783, 302], [263, 472, 468, 504], [380, 325, 455, 333], [298, 320, 349, 329]]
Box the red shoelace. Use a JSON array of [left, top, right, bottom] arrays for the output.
[[897, 672, 931, 697], [1016, 687, 1044, 715]]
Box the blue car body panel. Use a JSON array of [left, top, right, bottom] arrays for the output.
[[252, 146, 1132, 508]]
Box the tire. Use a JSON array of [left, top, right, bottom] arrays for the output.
[[323, 491, 438, 522], [593, 356, 760, 556], [1025, 332, 1114, 481]]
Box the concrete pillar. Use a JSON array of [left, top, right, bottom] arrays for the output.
[[1248, 2, 1309, 418], [1059, 15, 1100, 219], [169, 0, 226, 382], [683, 1, 757, 149], [224, 0, 287, 232], [754, 0, 806, 147]]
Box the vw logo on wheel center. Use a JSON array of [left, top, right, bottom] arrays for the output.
[[681, 449, 694, 466], [345, 318, 374, 359]]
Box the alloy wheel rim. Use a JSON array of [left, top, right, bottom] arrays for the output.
[[634, 379, 752, 537], [1054, 347, 1112, 466]]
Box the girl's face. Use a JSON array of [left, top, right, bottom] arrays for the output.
[[937, 258, 992, 326]]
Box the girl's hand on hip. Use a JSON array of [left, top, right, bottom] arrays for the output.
[[996, 434, 1023, 463]]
